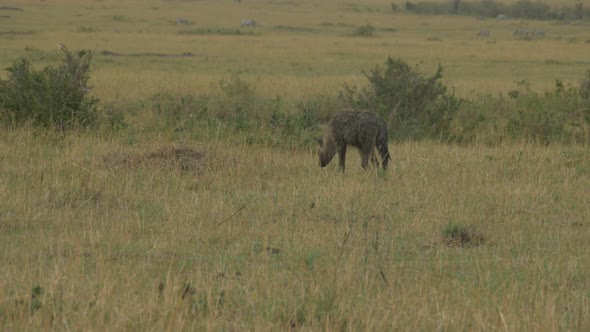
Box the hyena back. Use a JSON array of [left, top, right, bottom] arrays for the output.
[[317, 110, 390, 171]]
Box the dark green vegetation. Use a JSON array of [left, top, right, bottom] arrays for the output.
[[0, 48, 98, 130], [2, 51, 590, 144]]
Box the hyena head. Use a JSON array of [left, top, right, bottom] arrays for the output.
[[317, 126, 337, 167]]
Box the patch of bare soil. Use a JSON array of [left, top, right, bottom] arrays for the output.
[[103, 145, 208, 173]]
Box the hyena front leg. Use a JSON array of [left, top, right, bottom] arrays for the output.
[[360, 147, 372, 170], [337, 145, 347, 171]]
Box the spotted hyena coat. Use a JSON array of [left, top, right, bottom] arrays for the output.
[[317, 110, 390, 171]]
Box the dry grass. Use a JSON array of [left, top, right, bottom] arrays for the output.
[[1, 128, 589, 330], [1, 0, 590, 330]]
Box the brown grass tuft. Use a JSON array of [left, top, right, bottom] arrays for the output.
[[441, 223, 486, 248]]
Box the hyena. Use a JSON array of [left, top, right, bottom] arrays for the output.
[[317, 110, 391, 171]]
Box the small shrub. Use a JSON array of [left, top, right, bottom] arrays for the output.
[[451, 77, 590, 145], [0, 47, 99, 129], [506, 80, 586, 144], [295, 94, 340, 122], [339, 56, 461, 140], [270, 104, 315, 134], [405, 2, 417, 11], [219, 73, 255, 100], [449, 94, 512, 144], [442, 223, 485, 247], [217, 73, 257, 129], [30, 285, 44, 314], [147, 92, 209, 131], [98, 103, 128, 132]]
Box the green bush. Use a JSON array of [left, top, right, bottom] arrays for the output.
[[339, 57, 589, 144], [451, 79, 589, 145], [0, 47, 99, 130], [147, 92, 209, 131], [339, 56, 461, 140], [217, 73, 257, 129], [442, 223, 485, 247], [506, 80, 586, 144], [450, 94, 513, 144]]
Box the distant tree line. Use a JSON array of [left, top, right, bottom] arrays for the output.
[[395, 0, 587, 21]]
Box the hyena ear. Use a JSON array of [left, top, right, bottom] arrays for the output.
[[316, 137, 323, 147]]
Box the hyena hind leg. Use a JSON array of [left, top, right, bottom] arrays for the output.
[[359, 147, 374, 170], [370, 148, 380, 168], [360, 154, 369, 170], [377, 143, 390, 169]]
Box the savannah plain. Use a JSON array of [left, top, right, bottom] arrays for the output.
[[1, 0, 589, 330]]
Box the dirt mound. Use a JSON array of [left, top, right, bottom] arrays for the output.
[[104, 145, 208, 173]]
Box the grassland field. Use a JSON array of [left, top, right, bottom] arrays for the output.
[[2, 0, 590, 99], [1, 0, 590, 330]]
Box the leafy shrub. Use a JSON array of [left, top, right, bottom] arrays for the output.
[[98, 103, 128, 133], [442, 223, 485, 247], [0, 47, 99, 129], [506, 80, 586, 144], [451, 79, 589, 145], [339, 57, 590, 144], [339, 56, 461, 140], [295, 94, 341, 122], [450, 94, 513, 144], [146, 92, 209, 131], [217, 73, 257, 129]]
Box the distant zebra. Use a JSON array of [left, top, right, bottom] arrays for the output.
[[476, 30, 491, 37], [532, 29, 545, 37], [176, 18, 190, 25], [513, 29, 529, 38], [241, 19, 257, 28]]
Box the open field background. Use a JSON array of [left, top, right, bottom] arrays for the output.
[[1, 0, 590, 100], [1, 0, 590, 330], [1, 130, 589, 330]]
